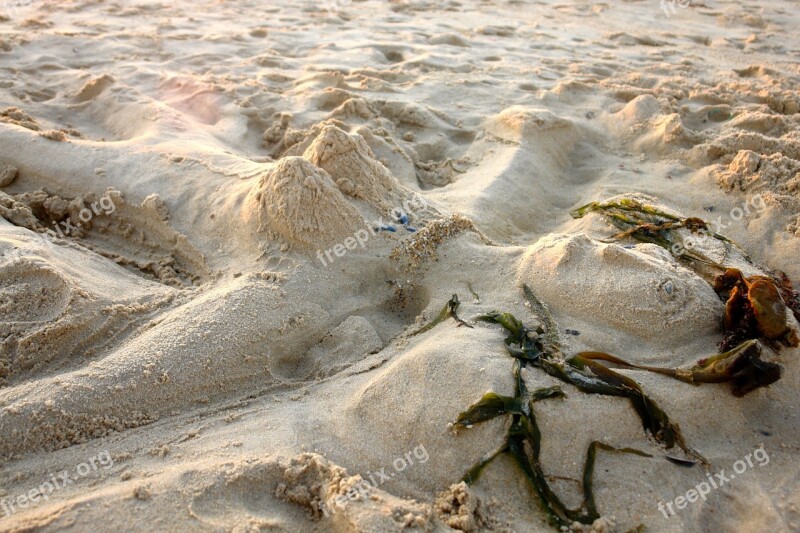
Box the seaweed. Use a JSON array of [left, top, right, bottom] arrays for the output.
[[714, 268, 799, 350], [410, 294, 472, 336], [449, 280, 786, 528], [478, 289, 699, 460], [571, 340, 782, 398], [454, 356, 650, 528], [571, 197, 799, 350], [570, 198, 744, 266], [439, 197, 795, 527], [686, 340, 782, 397]]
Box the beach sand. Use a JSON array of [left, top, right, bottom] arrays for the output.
[[1, 0, 799, 531]]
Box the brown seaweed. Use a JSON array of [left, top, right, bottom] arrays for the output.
[[479, 291, 700, 460], [714, 268, 799, 349], [449, 277, 788, 528], [411, 294, 473, 336], [573, 339, 782, 398], [570, 198, 744, 267], [450, 286, 701, 528], [454, 357, 650, 528], [571, 197, 797, 351], [445, 193, 799, 527]]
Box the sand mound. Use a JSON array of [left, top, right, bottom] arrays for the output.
[[706, 147, 800, 238], [303, 124, 404, 212], [614, 95, 662, 126], [0, 272, 333, 456], [247, 156, 365, 249], [604, 96, 699, 156], [0, 221, 177, 390], [484, 106, 579, 167], [727, 110, 791, 136], [343, 328, 513, 492], [711, 149, 800, 197], [352, 125, 418, 187], [691, 130, 800, 166], [635, 113, 699, 154], [309, 315, 383, 378], [518, 233, 723, 353]]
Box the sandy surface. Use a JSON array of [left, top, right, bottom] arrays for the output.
[[1, 0, 799, 531]]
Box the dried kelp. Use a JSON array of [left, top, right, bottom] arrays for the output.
[[449, 280, 786, 528], [572, 340, 781, 398], [714, 268, 799, 350], [411, 294, 472, 336], [684, 341, 781, 397], [570, 198, 743, 267], [453, 353, 650, 528], [571, 197, 799, 350]]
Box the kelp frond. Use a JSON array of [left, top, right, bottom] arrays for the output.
[[454, 360, 650, 528], [411, 294, 473, 336], [570, 197, 745, 267], [447, 275, 790, 528], [574, 340, 782, 397]]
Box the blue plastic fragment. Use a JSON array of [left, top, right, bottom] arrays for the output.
[[376, 224, 397, 232], [397, 214, 410, 225], [405, 226, 417, 232]]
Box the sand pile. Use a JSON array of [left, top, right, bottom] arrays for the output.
[[303, 124, 405, 212], [248, 156, 365, 249], [518, 233, 723, 352]]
